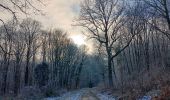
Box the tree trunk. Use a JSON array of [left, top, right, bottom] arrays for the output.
[[25, 46, 30, 86], [1, 65, 8, 94], [25, 65, 29, 86], [14, 61, 20, 95], [108, 58, 113, 87], [75, 63, 83, 89], [1, 54, 9, 94], [163, 0, 170, 30]]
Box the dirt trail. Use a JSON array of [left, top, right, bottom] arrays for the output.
[[44, 88, 115, 100], [81, 90, 100, 100]]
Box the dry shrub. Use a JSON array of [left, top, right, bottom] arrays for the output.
[[96, 66, 170, 99], [120, 66, 170, 99], [152, 80, 170, 100]]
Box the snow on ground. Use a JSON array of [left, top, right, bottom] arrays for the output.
[[97, 93, 116, 100], [43, 88, 117, 100], [44, 88, 153, 100], [44, 88, 116, 100], [44, 97, 60, 100], [138, 96, 152, 100], [44, 89, 84, 100]]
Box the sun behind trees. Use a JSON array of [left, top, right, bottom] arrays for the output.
[[0, 0, 170, 100]]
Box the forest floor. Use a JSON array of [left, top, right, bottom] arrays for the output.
[[44, 88, 116, 100]]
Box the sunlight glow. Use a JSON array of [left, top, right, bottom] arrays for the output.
[[70, 35, 86, 46]]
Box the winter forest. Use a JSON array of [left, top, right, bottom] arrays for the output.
[[0, 0, 170, 100]]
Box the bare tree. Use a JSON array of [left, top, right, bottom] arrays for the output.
[[144, 0, 170, 39], [13, 29, 26, 95], [0, 0, 42, 20], [74, 45, 87, 88], [0, 21, 17, 94], [20, 18, 41, 86], [78, 0, 136, 86]]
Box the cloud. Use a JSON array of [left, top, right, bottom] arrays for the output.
[[0, 0, 94, 53], [38, 0, 94, 53], [0, 0, 82, 34], [33, 0, 81, 34]]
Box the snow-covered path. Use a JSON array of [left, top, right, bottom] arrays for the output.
[[44, 88, 116, 100]]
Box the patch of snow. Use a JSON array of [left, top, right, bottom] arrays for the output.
[[138, 96, 152, 100], [97, 93, 116, 100], [43, 90, 83, 100], [146, 90, 160, 97], [61, 91, 82, 100], [44, 97, 59, 100]]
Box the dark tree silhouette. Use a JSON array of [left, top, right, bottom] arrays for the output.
[[34, 62, 49, 87]]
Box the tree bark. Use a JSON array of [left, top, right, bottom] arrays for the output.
[[108, 58, 113, 87]]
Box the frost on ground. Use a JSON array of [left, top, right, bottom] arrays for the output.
[[138, 96, 152, 100], [44, 88, 155, 100], [44, 89, 84, 100], [46, 88, 161, 100], [97, 93, 115, 100], [43, 88, 116, 100]]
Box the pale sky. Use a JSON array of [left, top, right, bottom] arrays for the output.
[[0, 0, 94, 53], [34, 0, 82, 35], [0, 0, 82, 34], [34, 0, 94, 53]]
